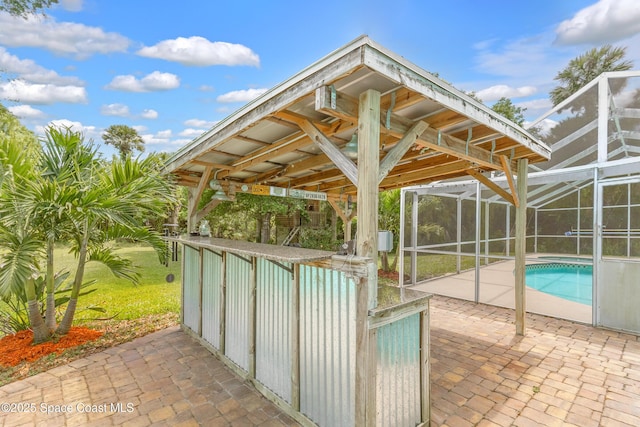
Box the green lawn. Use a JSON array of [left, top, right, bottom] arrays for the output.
[[380, 252, 504, 284], [0, 244, 181, 330], [55, 244, 181, 322]]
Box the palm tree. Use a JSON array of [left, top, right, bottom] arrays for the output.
[[550, 45, 633, 107], [102, 124, 145, 158], [0, 124, 50, 342], [1, 126, 176, 340], [55, 143, 175, 334]]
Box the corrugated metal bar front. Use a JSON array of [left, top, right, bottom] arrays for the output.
[[299, 265, 356, 427], [376, 313, 421, 427], [202, 249, 223, 349], [182, 245, 201, 334], [256, 258, 293, 403], [225, 252, 252, 372]]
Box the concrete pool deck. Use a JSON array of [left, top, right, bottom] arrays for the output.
[[411, 259, 593, 324]]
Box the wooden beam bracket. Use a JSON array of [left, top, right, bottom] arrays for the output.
[[466, 169, 518, 207], [296, 119, 359, 187]]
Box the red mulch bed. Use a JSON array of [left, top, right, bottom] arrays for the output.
[[0, 327, 103, 367], [378, 269, 400, 281]]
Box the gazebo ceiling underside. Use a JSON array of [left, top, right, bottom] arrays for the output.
[[166, 39, 550, 199]]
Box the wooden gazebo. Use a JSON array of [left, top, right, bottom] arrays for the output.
[[165, 36, 550, 426]]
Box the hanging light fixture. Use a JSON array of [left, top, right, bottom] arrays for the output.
[[208, 170, 222, 190], [343, 132, 358, 160], [209, 170, 230, 201], [211, 188, 231, 201]]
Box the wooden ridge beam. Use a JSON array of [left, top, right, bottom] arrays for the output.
[[380, 159, 472, 188]]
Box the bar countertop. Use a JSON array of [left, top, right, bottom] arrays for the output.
[[170, 235, 336, 263]]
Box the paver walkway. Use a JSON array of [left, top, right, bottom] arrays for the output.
[[1, 295, 639, 426], [0, 326, 298, 426], [430, 296, 640, 427]]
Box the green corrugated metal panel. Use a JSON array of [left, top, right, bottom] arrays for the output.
[[183, 245, 201, 334], [299, 265, 356, 426], [202, 249, 223, 348], [256, 258, 293, 403], [376, 313, 421, 426], [225, 253, 252, 371]]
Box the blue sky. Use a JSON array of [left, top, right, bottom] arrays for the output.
[[2, 0, 640, 156]]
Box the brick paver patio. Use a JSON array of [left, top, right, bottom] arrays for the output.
[[430, 296, 640, 427], [0, 326, 298, 426], [1, 295, 639, 426]]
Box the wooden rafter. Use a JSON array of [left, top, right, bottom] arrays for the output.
[[315, 85, 506, 171]]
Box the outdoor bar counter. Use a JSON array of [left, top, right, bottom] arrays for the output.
[[173, 235, 432, 426]]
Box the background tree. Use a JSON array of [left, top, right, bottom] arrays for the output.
[[491, 97, 526, 126], [550, 45, 633, 107], [102, 124, 145, 158], [0, 104, 38, 154], [0, 0, 57, 18], [379, 190, 401, 272]]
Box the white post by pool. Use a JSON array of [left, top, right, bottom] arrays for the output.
[[515, 158, 529, 335]]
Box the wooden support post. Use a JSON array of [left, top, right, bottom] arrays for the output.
[[328, 198, 356, 242], [356, 88, 380, 307], [515, 158, 528, 336], [355, 88, 380, 427], [188, 166, 213, 232]]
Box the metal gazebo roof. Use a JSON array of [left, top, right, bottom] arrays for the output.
[[164, 36, 550, 200]]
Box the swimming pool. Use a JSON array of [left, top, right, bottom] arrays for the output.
[[525, 263, 592, 305]]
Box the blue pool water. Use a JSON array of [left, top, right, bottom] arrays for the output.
[[525, 264, 592, 305]]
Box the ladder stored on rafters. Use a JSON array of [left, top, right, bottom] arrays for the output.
[[282, 226, 300, 246]]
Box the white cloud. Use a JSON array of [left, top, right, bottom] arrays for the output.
[[179, 128, 205, 138], [105, 71, 180, 92], [477, 85, 537, 102], [142, 129, 174, 145], [36, 119, 99, 141], [184, 118, 216, 128], [555, 0, 640, 45], [0, 14, 129, 59], [168, 138, 192, 147], [518, 98, 554, 113], [141, 109, 158, 119], [7, 104, 46, 119], [59, 0, 83, 12], [100, 103, 130, 117], [199, 85, 215, 92], [216, 88, 268, 103], [0, 80, 87, 104], [524, 118, 558, 136], [0, 47, 84, 85], [137, 36, 260, 67], [474, 36, 553, 80]]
